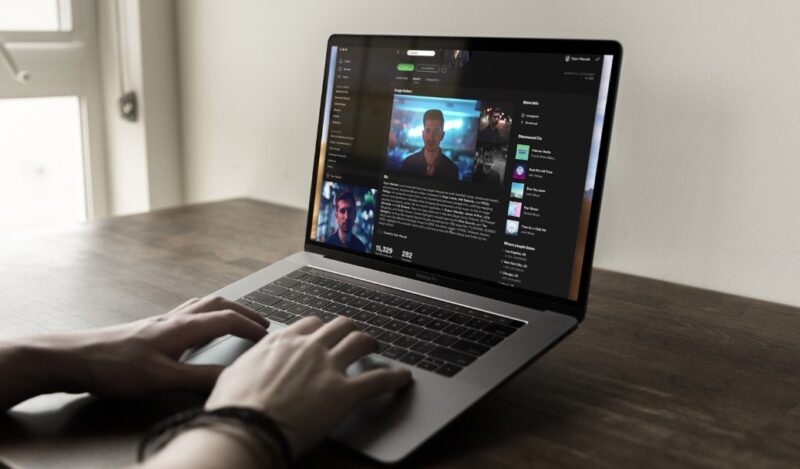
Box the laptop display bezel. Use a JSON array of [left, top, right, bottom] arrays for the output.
[[304, 34, 622, 321]]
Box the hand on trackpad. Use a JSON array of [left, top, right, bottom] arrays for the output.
[[345, 355, 391, 377]]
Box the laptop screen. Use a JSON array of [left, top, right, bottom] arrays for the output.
[[308, 36, 619, 305]]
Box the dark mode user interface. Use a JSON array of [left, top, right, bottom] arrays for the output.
[[310, 43, 614, 301]]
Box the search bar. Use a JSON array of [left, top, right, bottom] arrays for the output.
[[407, 50, 435, 57]]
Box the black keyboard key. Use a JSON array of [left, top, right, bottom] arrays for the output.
[[246, 291, 281, 306], [466, 318, 490, 329], [308, 298, 330, 309], [377, 341, 391, 353], [429, 347, 476, 367], [292, 282, 314, 292], [411, 341, 436, 354], [430, 309, 454, 320], [399, 351, 424, 365], [417, 329, 440, 342], [287, 304, 310, 315], [394, 336, 418, 349], [425, 319, 449, 331], [340, 284, 361, 294], [433, 334, 459, 346], [448, 313, 471, 324], [330, 293, 352, 303], [273, 299, 295, 310], [352, 321, 369, 330], [435, 364, 462, 377], [326, 280, 346, 290], [320, 289, 341, 300], [294, 293, 316, 304], [490, 316, 526, 328], [285, 270, 307, 280], [369, 291, 390, 302], [322, 302, 344, 313], [285, 315, 303, 325], [314, 277, 334, 287], [377, 306, 401, 317], [270, 311, 295, 323], [478, 333, 503, 346], [273, 277, 299, 289], [399, 300, 422, 311], [366, 315, 390, 326], [337, 307, 359, 318], [354, 288, 376, 299], [353, 311, 375, 322], [400, 324, 423, 336], [416, 304, 439, 315], [408, 314, 433, 327], [260, 285, 289, 296], [444, 324, 467, 336], [362, 301, 385, 313], [382, 295, 405, 306], [393, 310, 415, 321], [384, 320, 406, 331], [235, 298, 252, 307], [452, 340, 490, 356], [348, 298, 369, 309], [378, 331, 401, 343], [417, 361, 440, 372], [461, 329, 485, 342], [258, 306, 279, 318], [483, 322, 517, 337], [381, 347, 407, 360], [363, 325, 385, 338], [280, 290, 303, 301], [306, 285, 327, 296]]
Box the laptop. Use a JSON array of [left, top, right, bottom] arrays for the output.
[[185, 34, 622, 463]]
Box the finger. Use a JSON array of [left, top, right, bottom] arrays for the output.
[[329, 331, 378, 370], [283, 315, 325, 335], [163, 361, 224, 392], [171, 309, 268, 353], [308, 316, 357, 349], [349, 367, 413, 400], [189, 296, 268, 329]]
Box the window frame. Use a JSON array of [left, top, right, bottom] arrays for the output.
[[0, 0, 109, 220]]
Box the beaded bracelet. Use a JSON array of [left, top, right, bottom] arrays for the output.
[[137, 406, 292, 466]]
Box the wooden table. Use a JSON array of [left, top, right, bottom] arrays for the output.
[[0, 199, 798, 468]]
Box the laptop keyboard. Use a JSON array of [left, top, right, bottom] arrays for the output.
[[235, 266, 525, 377]]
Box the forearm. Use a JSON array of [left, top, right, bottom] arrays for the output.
[[138, 424, 281, 469], [0, 338, 79, 410]]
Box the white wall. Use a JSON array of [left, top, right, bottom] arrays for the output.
[[175, 0, 800, 307]]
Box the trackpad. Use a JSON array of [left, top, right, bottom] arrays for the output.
[[183, 336, 255, 366]]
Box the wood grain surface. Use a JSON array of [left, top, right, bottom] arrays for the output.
[[0, 199, 797, 468]]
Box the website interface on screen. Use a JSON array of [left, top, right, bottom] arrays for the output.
[[310, 43, 614, 301]]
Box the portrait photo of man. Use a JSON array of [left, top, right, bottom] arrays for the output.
[[472, 144, 508, 185], [401, 109, 459, 180], [324, 190, 368, 252], [477, 103, 512, 144]]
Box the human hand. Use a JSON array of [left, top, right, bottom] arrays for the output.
[[206, 316, 413, 458], [21, 296, 267, 400]]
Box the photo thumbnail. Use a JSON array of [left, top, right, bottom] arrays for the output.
[[472, 144, 508, 185], [316, 181, 377, 254], [510, 182, 525, 199], [512, 162, 527, 181], [478, 102, 513, 144], [386, 95, 480, 182]]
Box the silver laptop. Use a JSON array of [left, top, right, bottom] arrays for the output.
[[185, 35, 622, 463]]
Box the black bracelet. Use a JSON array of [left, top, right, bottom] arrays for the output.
[[137, 406, 292, 466]]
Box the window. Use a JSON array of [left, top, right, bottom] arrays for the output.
[[0, 0, 106, 231]]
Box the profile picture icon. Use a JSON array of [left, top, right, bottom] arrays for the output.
[[512, 162, 527, 181], [505, 219, 520, 236]]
